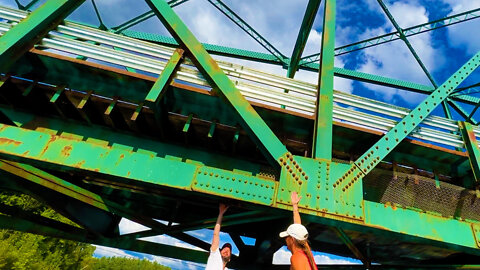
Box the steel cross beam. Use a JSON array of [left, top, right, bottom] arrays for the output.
[[111, 0, 190, 33], [117, 29, 480, 106], [0, 123, 480, 251], [337, 51, 480, 187], [377, 0, 437, 88], [0, 159, 212, 251], [145, 0, 289, 166], [299, 7, 480, 65], [206, 0, 287, 64], [91, 0, 106, 30], [0, 214, 210, 263], [0, 0, 85, 72], [376, 0, 455, 120], [286, 0, 322, 78], [313, 0, 335, 160]]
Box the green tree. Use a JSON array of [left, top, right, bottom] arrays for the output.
[[0, 192, 95, 270], [84, 257, 171, 270]]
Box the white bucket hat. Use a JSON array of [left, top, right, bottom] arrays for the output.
[[279, 224, 309, 241]]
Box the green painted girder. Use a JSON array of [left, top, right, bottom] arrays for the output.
[[116, 30, 480, 106], [0, 124, 479, 252], [377, 0, 438, 89], [299, 7, 480, 65], [121, 29, 282, 63], [0, 212, 89, 240], [338, 51, 480, 187], [0, 201, 86, 236], [145, 48, 184, 104], [449, 99, 479, 125], [91, 0, 106, 30], [206, 0, 287, 64], [313, 0, 335, 160], [459, 121, 480, 187], [145, 0, 289, 166], [0, 0, 85, 72], [286, 0, 321, 78], [331, 67, 480, 106], [111, 0, 190, 33], [0, 158, 212, 251], [0, 214, 210, 264], [376, 0, 457, 121]]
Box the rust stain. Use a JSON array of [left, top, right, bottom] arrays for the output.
[[73, 160, 85, 168], [22, 151, 29, 156], [61, 146, 72, 157], [94, 168, 100, 172], [0, 138, 22, 146], [127, 171, 131, 176], [41, 135, 57, 155], [119, 154, 125, 159]]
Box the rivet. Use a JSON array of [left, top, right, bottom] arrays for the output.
[[204, 172, 207, 175], [305, 176, 309, 180], [333, 184, 336, 187], [215, 174, 219, 177], [298, 181, 303, 185], [210, 172, 213, 176]]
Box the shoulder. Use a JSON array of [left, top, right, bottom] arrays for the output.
[[290, 252, 308, 268]]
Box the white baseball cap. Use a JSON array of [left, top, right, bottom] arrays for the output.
[[279, 224, 309, 241]]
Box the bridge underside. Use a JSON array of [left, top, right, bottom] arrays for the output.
[[0, 2, 479, 269]]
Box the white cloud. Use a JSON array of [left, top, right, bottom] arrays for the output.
[[273, 246, 357, 265], [443, 0, 480, 55], [357, 1, 441, 105], [118, 218, 149, 235], [93, 245, 136, 259]]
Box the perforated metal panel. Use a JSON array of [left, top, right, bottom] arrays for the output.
[[364, 168, 480, 222]]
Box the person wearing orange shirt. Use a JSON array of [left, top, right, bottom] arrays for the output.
[[279, 192, 318, 270]]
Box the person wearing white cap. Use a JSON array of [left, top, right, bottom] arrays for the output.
[[206, 203, 232, 270], [279, 191, 317, 270]]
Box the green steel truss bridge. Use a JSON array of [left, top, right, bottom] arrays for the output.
[[0, 0, 479, 269]]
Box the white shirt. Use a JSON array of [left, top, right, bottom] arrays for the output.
[[205, 248, 228, 270]]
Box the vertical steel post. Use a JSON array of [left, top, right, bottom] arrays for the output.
[[459, 121, 480, 188], [313, 0, 335, 160]]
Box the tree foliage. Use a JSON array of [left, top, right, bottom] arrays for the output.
[[85, 257, 171, 270], [0, 192, 170, 270]]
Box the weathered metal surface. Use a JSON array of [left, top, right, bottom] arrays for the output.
[[313, 0, 335, 160], [145, 0, 289, 166], [339, 51, 480, 185], [0, 0, 84, 71], [459, 121, 480, 187], [286, 0, 322, 78], [145, 48, 184, 104]]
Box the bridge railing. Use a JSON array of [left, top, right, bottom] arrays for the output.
[[0, 5, 474, 151]]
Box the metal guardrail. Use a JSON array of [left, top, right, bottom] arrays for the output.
[[0, 5, 474, 150]]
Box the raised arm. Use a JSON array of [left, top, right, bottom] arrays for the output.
[[291, 191, 301, 224], [211, 203, 229, 251]]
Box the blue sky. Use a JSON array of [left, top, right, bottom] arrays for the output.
[[1, 0, 480, 268]]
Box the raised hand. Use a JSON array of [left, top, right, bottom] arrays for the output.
[[291, 191, 301, 206]]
